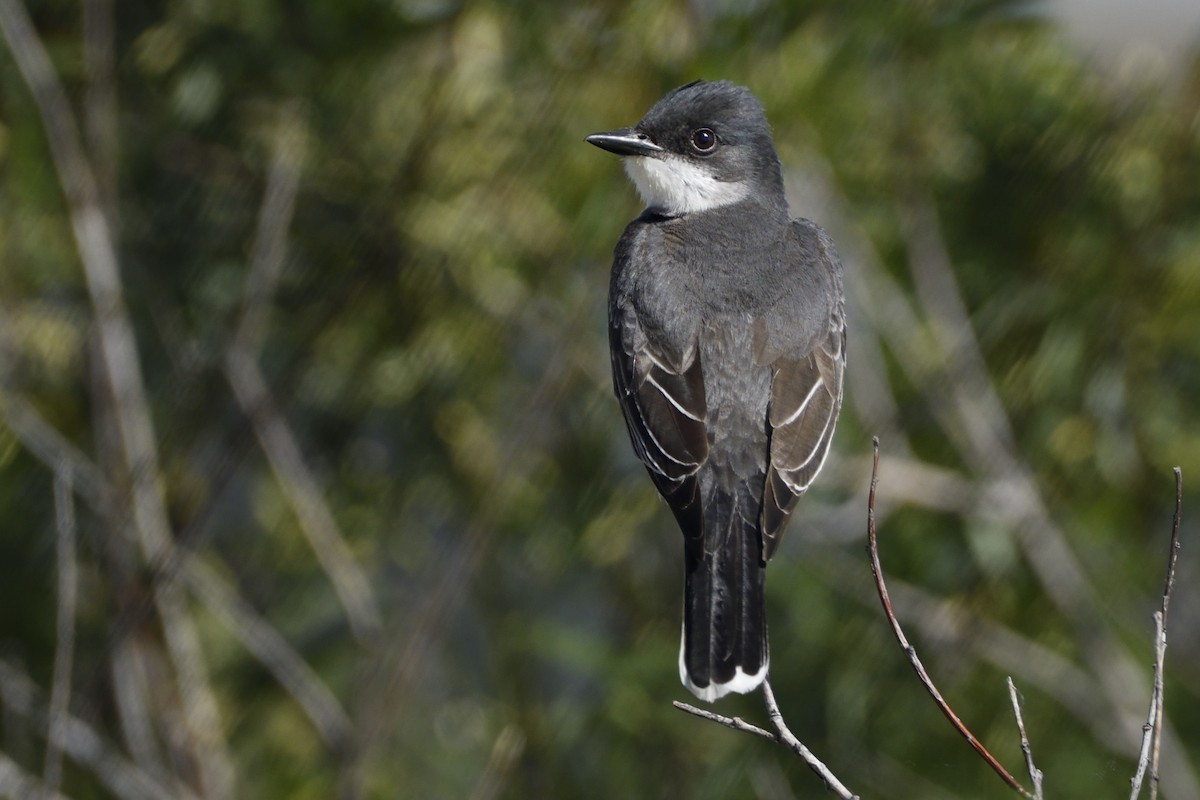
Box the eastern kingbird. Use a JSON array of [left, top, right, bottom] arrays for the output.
[[587, 81, 846, 702]]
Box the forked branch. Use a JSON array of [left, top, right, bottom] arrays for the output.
[[674, 678, 860, 800], [868, 437, 1034, 798]]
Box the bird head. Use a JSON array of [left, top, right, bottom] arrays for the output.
[[587, 80, 785, 217]]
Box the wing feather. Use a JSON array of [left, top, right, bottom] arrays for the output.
[[758, 218, 847, 561], [610, 303, 709, 542]]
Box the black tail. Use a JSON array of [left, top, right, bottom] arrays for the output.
[[680, 484, 768, 702]]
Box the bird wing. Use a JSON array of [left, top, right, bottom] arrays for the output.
[[757, 220, 846, 561], [610, 289, 709, 543], [609, 221, 710, 542]]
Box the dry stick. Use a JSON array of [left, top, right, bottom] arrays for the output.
[[83, 0, 118, 222], [1130, 468, 1183, 800], [0, 2, 233, 795], [0, 393, 356, 752], [183, 559, 354, 750], [44, 468, 78, 796], [675, 680, 860, 800], [225, 119, 382, 644], [1129, 613, 1164, 800], [867, 438, 1032, 799], [467, 724, 526, 800], [0, 751, 71, 800], [225, 348, 383, 644], [1150, 467, 1182, 800], [1006, 678, 1044, 800], [0, 659, 202, 800]]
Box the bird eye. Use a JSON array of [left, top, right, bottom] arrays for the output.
[[691, 128, 717, 152]]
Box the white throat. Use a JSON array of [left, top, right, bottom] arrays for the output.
[[624, 154, 750, 216]]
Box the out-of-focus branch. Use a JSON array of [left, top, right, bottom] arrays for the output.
[[183, 558, 354, 750], [867, 439, 1032, 798], [109, 640, 169, 783], [0, 393, 110, 511], [225, 349, 382, 643], [0, 392, 354, 754], [44, 468, 78, 796], [0, 659, 201, 800], [467, 724, 526, 800], [0, 2, 232, 795], [0, 751, 71, 800], [674, 680, 860, 800], [83, 0, 117, 223], [224, 113, 382, 644], [232, 111, 304, 357]]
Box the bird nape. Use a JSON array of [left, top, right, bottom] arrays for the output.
[[588, 80, 846, 703]]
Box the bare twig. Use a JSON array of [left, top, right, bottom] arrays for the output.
[[224, 114, 382, 644], [109, 641, 169, 782], [0, 751, 72, 800], [225, 349, 382, 643], [867, 438, 1031, 798], [467, 724, 526, 800], [183, 558, 355, 750], [232, 109, 304, 357], [0, 2, 233, 794], [1006, 678, 1043, 800], [673, 701, 777, 743], [44, 468, 78, 795], [1130, 612, 1164, 800], [1130, 468, 1183, 800], [675, 680, 860, 800], [0, 392, 110, 512], [0, 392, 354, 757], [0, 659, 202, 800], [83, 0, 117, 223], [1151, 468, 1183, 800]]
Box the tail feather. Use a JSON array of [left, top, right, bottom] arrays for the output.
[[680, 484, 768, 702]]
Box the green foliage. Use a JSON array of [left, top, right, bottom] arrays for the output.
[[1, 0, 1198, 797]]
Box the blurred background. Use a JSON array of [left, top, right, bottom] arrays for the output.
[[1, 0, 1199, 797]]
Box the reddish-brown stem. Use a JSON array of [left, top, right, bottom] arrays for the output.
[[867, 437, 1032, 799]]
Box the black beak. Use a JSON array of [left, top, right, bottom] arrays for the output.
[[585, 128, 663, 157]]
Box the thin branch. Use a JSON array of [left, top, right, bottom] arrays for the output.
[[0, 751, 72, 800], [0, 2, 233, 794], [0, 659, 201, 800], [232, 107, 304, 357], [44, 468, 78, 795], [672, 702, 777, 743], [1151, 467, 1183, 800], [83, 0, 117, 224], [467, 724, 526, 800], [1130, 612, 1164, 800], [675, 680, 860, 800], [761, 680, 860, 799], [225, 349, 382, 643], [183, 558, 355, 750], [867, 438, 1031, 798], [1006, 678, 1043, 800], [224, 113, 381, 644], [0, 392, 110, 512], [109, 641, 169, 782], [0, 391, 354, 756], [1130, 468, 1183, 800]]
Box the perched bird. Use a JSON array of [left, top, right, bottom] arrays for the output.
[[587, 80, 846, 702]]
